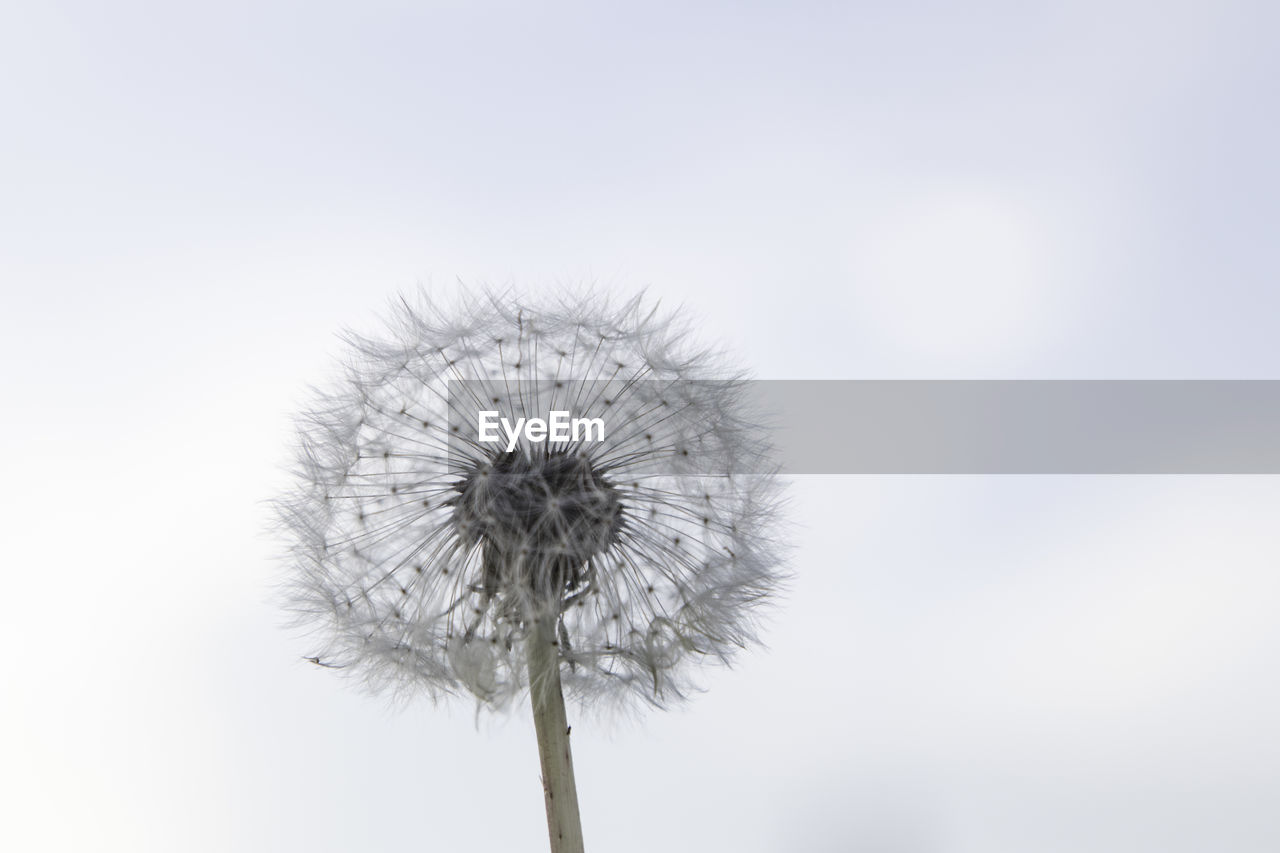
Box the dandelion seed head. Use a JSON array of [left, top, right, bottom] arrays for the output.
[[275, 288, 787, 711]]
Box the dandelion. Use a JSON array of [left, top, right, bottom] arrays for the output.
[[274, 288, 786, 853]]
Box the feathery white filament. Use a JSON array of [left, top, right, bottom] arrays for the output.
[[275, 289, 786, 710]]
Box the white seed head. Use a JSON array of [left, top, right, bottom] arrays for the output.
[[274, 288, 787, 710]]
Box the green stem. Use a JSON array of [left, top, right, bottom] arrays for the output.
[[527, 616, 585, 853]]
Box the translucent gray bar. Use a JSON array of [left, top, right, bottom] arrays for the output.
[[758, 381, 1280, 474], [445, 380, 1280, 474]]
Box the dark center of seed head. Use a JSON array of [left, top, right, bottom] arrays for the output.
[[451, 450, 624, 603]]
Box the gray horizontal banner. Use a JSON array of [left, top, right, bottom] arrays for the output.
[[443, 380, 1280, 474], [759, 380, 1280, 474]]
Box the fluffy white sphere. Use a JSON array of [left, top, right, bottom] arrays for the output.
[[275, 289, 787, 710]]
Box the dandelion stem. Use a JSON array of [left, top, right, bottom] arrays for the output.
[[527, 616, 585, 853]]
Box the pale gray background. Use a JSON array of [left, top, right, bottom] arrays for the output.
[[2, 2, 1278, 851]]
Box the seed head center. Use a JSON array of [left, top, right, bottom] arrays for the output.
[[451, 450, 624, 602]]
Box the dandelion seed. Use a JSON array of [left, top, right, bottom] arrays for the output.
[[274, 288, 787, 853]]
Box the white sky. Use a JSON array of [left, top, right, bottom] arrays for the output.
[[2, 2, 1278, 851]]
